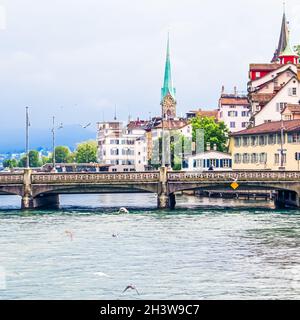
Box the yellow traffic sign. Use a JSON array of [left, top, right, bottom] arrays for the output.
[[231, 182, 239, 190]]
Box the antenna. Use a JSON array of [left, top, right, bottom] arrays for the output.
[[114, 105, 117, 121]]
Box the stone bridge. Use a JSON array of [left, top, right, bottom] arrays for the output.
[[1, 168, 300, 209]]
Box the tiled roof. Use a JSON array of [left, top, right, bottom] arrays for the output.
[[154, 119, 189, 130], [282, 104, 300, 113], [127, 120, 150, 130], [249, 64, 282, 71], [220, 97, 249, 105], [250, 93, 276, 104], [197, 110, 218, 118], [231, 119, 300, 136]]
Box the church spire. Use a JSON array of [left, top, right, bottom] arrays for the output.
[[271, 7, 289, 63], [161, 33, 176, 102], [279, 28, 299, 64]]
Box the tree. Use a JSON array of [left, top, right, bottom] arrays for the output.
[[3, 159, 18, 168], [18, 150, 42, 168], [191, 116, 229, 152], [75, 140, 98, 163], [55, 146, 71, 163]]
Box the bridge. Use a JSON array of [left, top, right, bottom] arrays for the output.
[[1, 168, 300, 209]]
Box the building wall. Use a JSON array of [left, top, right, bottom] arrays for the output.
[[254, 79, 300, 126], [229, 132, 300, 171], [97, 122, 147, 172], [188, 151, 232, 171], [218, 104, 250, 132]]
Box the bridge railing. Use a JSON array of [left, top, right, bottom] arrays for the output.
[[31, 172, 160, 184], [168, 171, 300, 182], [0, 174, 23, 184]]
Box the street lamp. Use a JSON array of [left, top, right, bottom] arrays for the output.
[[52, 116, 56, 171], [25, 107, 30, 168]]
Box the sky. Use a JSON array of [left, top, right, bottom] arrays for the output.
[[1, 0, 300, 134]]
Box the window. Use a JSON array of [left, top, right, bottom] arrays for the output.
[[256, 105, 261, 112], [251, 153, 258, 163], [209, 159, 217, 167], [241, 111, 249, 117], [242, 137, 249, 147], [255, 72, 261, 78], [242, 122, 248, 128], [274, 153, 280, 165], [276, 102, 286, 112], [234, 154, 241, 164], [112, 168, 117, 172], [259, 153, 267, 164], [234, 137, 241, 147], [288, 133, 300, 143], [289, 87, 297, 96], [268, 134, 275, 145], [228, 111, 238, 117], [259, 135, 267, 146], [230, 122, 236, 128], [251, 136, 257, 146], [110, 149, 119, 156], [243, 153, 250, 164], [223, 159, 231, 168]]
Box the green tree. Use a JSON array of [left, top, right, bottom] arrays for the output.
[[18, 150, 42, 168], [3, 159, 18, 168], [75, 140, 97, 163], [191, 116, 229, 152], [55, 146, 71, 163]]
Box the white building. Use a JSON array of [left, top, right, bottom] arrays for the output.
[[218, 88, 250, 132], [187, 147, 232, 171], [97, 121, 148, 172]]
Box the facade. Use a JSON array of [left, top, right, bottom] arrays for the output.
[[229, 119, 300, 171], [248, 12, 300, 127], [218, 88, 250, 132], [187, 149, 232, 171], [97, 121, 147, 172], [186, 109, 218, 121], [282, 104, 300, 121]]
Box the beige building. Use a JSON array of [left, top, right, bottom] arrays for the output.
[[229, 120, 300, 171]]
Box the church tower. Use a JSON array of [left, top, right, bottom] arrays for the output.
[[161, 35, 176, 120], [271, 9, 289, 63]]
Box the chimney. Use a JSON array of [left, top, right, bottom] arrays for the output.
[[234, 86, 237, 96], [206, 142, 211, 151], [221, 85, 225, 94], [213, 144, 217, 151]]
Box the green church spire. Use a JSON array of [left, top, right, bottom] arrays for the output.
[[161, 34, 176, 101]]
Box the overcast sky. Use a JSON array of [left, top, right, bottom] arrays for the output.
[[1, 0, 300, 131]]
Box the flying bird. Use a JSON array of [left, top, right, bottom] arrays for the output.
[[58, 123, 64, 129], [122, 285, 140, 295], [80, 123, 91, 129]]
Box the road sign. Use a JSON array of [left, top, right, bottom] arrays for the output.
[[231, 182, 239, 190]]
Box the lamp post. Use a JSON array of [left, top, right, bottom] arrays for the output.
[[52, 116, 56, 171], [25, 107, 30, 168]]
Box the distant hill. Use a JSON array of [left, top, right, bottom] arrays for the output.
[[0, 125, 96, 153]]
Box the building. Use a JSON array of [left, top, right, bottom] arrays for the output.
[[97, 121, 147, 172], [218, 87, 250, 132], [161, 35, 177, 120], [186, 109, 218, 120], [187, 146, 232, 171], [248, 11, 300, 127], [229, 119, 300, 171], [282, 104, 300, 121]]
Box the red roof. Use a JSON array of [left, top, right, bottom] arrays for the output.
[[249, 64, 282, 71], [220, 97, 249, 106], [154, 119, 189, 130], [231, 119, 300, 136]]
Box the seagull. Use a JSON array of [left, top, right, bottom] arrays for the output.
[[122, 284, 140, 295], [80, 123, 91, 129], [58, 123, 64, 130], [112, 233, 118, 238], [65, 230, 74, 241]]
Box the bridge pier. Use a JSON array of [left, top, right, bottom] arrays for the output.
[[275, 190, 300, 209], [157, 192, 176, 210]]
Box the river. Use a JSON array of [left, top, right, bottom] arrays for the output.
[[0, 194, 300, 300]]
